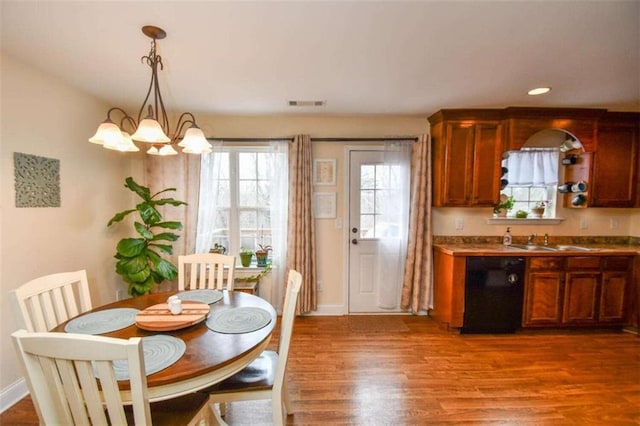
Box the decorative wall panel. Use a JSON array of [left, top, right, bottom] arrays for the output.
[[14, 152, 61, 207]]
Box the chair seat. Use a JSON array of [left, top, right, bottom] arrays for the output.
[[203, 351, 278, 394], [125, 392, 212, 425]]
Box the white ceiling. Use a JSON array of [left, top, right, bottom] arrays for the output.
[[2, 1, 639, 117]]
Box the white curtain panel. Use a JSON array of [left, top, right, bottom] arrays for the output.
[[506, 149, 559, 186], [195, 141, 225, 254], [266, 141, 289, 310], [375, 141, 412, 309]]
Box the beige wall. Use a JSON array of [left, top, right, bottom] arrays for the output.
[[433, 206, 639, 238], [194, 114, 428, 310], [1, 54, 136, 397]]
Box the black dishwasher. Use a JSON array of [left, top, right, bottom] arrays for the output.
[[461, 257, 525, 334]]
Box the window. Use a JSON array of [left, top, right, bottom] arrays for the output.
[[360, 164, 404, 238], [211, 150, 272, 251], [503, 149, 559, 218], [196, 144, 288, 262], [501, 185, 557, 217]]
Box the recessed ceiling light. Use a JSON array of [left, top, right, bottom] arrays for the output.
[[528, 87, 551, 96]]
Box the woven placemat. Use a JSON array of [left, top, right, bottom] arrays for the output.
[[64, 308, 140, 335], [206, 307, 271, 334]]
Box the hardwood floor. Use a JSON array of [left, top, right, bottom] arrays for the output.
[[2, 315, 639, 425]]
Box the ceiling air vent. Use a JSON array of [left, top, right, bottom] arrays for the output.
[[288, 100, 326, 107]]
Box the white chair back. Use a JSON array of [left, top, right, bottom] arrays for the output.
[[206, 269, 302, 425], [11, 330, 151, 426], [273, 269, 303, 394], [178, 253, 236, 291], [10, 270, 92, 332]]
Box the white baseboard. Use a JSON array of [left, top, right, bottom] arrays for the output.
[[0, 378, 28, 414], [305, 304, 346, 316]]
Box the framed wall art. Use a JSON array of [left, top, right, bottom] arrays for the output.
[[313, 158, 336, 186], [313, 192, 337, 219]]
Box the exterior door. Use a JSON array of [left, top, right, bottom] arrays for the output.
[[348, 149, 408, 313]]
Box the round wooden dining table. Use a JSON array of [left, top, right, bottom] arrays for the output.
[[52, 290, 276, 403]]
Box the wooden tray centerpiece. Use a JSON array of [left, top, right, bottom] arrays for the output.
[[136, 301, 210, 331]]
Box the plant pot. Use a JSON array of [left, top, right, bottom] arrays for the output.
[[493, 209, 508, 218], [255, 251, 268, 267], [530, 207, 545, 218], [239, 253, 253, 267]]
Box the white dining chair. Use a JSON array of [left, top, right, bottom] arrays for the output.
[[12, 329, 214, 426], [10, 270, 93, 332], [204, 269, 302, 425], [179, 253, 237, 291]]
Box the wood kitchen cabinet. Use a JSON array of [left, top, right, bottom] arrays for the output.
[[562, 257, 601, 325], [501, 107, 604, 152], [599, 257, 632, 323], [523, 257, 565, 326], [590, 112, 639, 207], [523, 256, 631, 328], [429, 110, 503, 207]]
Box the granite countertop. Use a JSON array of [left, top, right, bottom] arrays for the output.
[[434, 243, 640, 256], [433, 236, 640, 257]]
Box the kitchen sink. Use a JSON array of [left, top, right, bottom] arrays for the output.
[[552, 245, 593, 251], [509, 244, 594, 252], [510, 244, 557, 251]]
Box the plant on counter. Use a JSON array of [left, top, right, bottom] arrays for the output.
[[107, 177, 187, 296], [534, 200, 549, 209]]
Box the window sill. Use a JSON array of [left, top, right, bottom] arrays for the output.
[[486, 217, 565, 225], [236, 265, 267, 271]]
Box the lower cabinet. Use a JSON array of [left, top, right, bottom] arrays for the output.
[[523, 256, 631, 328]]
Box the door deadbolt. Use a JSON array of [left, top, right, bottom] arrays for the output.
[[352, 227, 358, 233]]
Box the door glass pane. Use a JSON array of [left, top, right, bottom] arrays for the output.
[[360, 214, 374, 238], [361, 165, 375, 188]]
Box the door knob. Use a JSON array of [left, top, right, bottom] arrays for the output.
[[351, 238, 358, 245]]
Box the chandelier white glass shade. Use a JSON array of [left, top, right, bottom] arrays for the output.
[[88, 26, 211, 156]]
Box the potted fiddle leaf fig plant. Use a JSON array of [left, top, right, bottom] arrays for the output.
[[107, 177, 187, 296]]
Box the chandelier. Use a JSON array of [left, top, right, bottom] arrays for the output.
[[88, 26, 211, 156]]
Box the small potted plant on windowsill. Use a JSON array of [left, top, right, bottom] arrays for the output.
[[209, 243, 227, 254], [493, 194, 515, 218], [530, 200, 548, 218], [255, 244, 272, 267], [239, 247, 254, 267]]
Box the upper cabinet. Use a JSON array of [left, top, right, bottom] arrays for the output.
[[502, 107, 604, 152], [590, 112, 640, 208], [429, 107, 640, 209], [429, 110, 503, 207]]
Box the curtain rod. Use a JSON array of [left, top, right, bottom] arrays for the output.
[[208, 137, 418, 142]]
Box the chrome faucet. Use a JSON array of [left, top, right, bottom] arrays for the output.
[[527, 233, 537, 245]]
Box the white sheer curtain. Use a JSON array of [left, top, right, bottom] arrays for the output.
[[195, 141, 224, 254], [194, 141, 289, 309], [506, 149, 559, 185], [266, 141, 289, 310], [375, 141, 411, 309]]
